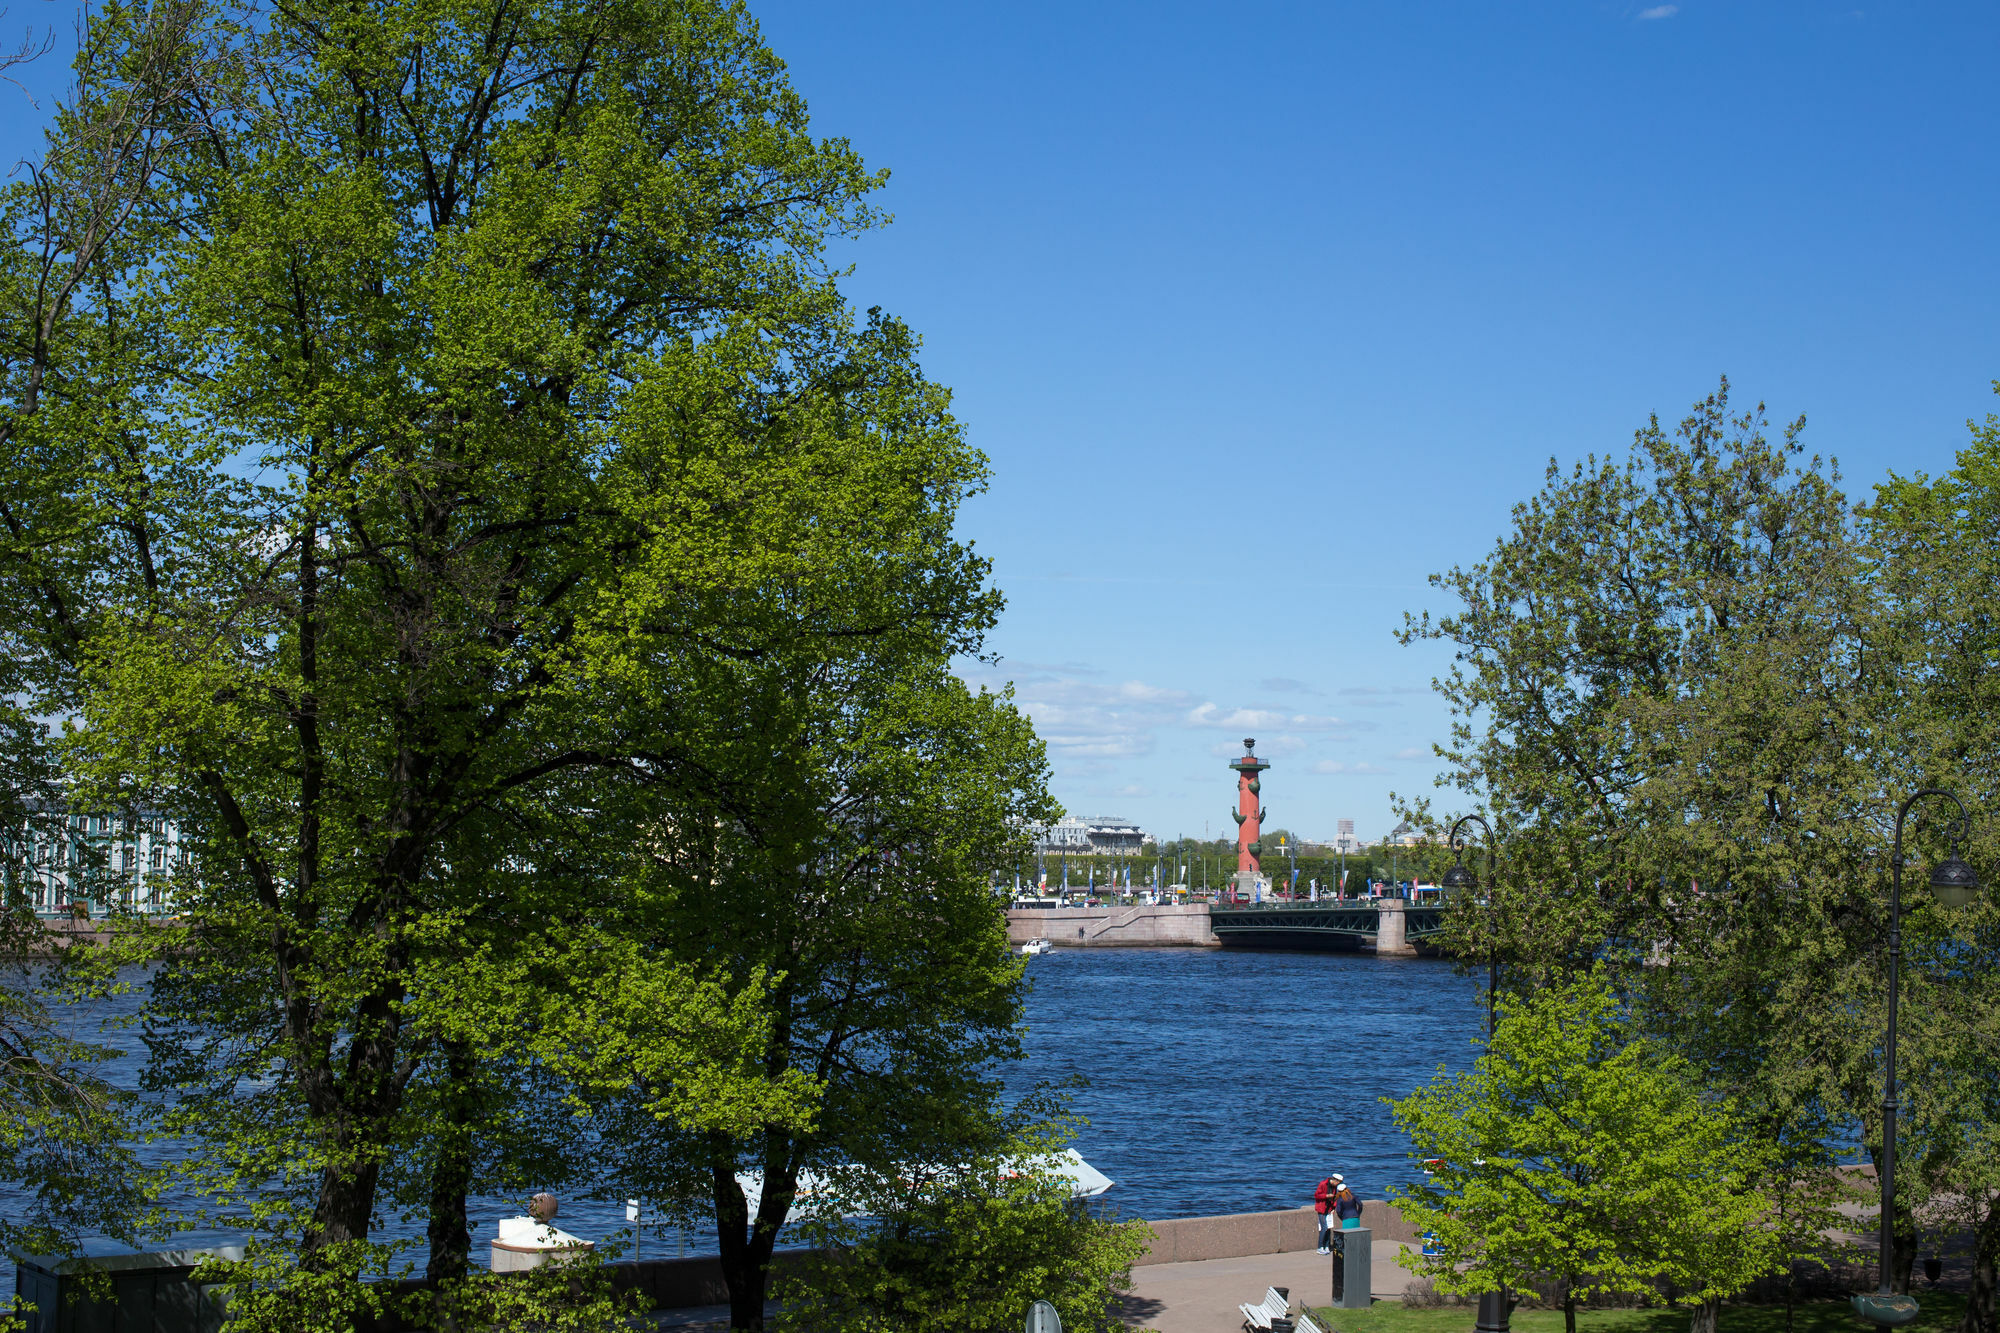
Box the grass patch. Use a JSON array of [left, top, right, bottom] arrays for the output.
[[1308, 1294, 1969, 1333]]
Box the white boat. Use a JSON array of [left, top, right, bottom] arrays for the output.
[[734, 1148, 1113, 1220], [1020, 938, 1052, 956]]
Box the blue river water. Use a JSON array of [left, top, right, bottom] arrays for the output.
[[2, 947, 1484, 1289], [1008, 947, 1486, 1218]]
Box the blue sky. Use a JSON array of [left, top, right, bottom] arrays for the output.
[[6, 2, 1997, 844], [742, 0, 2000, 843]]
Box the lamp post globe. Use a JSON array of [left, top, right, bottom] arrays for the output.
[[1930, 849, 1980, 910]]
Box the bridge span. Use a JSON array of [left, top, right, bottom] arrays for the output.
[[1207, 900, 1446, 956], [1003, 899, 1449, 956]]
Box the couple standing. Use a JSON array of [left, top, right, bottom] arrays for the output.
[[1313, 1172, 1363, 1255]]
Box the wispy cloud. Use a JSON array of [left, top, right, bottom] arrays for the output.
[[1211, 735, 1308, 759], [1638, 4, 1678, 18], [1392, 746, 1432, 760], [1335, 685, 1427, 708], [1186, 702, 1354, 732], [1310, 760, 1391, 775], [961, 664, 1196, 759], [1259, 677, 1321, 696]]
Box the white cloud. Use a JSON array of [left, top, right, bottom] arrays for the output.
[[1638, 4, 1678, 17], [1186, 702, 1352, 732], [1393, 746, 1431, 760], [1310, 760, 1392, 775], [962, 664, 1196, 759], [1259, 677, 1321, 695], [1336, 685, 1426, 709], [963, 662, 1375, 778], [1209, 735, 1308, 759]]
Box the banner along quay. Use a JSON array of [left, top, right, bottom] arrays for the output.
[[1005, 897, 1452, 954]]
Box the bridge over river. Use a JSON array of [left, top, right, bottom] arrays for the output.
[[1003, 899, 1451, 955]]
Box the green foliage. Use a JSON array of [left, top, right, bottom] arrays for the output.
[[1863, 380, 2000, 1333], [1397, 379, 1937, 1297], [1309, 1297, 1974, 1333], [1388, 972, 1797, 1333], [598, 661, 1055, 1326], [775, 1133, 1149, 1333], [2, 0, 1045, 1324]]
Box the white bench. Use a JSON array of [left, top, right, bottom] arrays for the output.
[[1294, 1310, 1327, 1333], [1240, 1285, 1294, 1333]]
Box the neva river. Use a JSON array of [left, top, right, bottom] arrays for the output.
[[3, 946, 1483, 1288], [1009, 946, 1486, 1219]]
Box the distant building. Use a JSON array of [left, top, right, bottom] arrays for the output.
[[1334, 818, 1359, 854], [1033, 815, 1150, 856], [4, 808, 185, 917], [1382, 821, 1425, 848]]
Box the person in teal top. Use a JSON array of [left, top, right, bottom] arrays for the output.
[[1333, 1181, 1364, 1229]]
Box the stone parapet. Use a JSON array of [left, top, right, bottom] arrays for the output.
[[1133, 1202, 1415, 1266], [1006, 905, 1219, 947]]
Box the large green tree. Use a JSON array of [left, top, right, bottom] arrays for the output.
[[1, 0, 1033, 1324], [1863, 380, 2000, 1333], [1399, 381, 1951, 1296]]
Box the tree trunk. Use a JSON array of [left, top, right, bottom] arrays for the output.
[[712, 1137, 794, 1332], [1962, 1196, 2000, 1333], [1563, 1284, 1577, 1333], [425, 1044, 477, 1283], [1894, 1199, 1919, 1295], [1691, 1296, 1720, 1333], [305, 1125, 385, 1261]]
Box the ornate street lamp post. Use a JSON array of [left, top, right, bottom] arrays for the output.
[[1853, 789, 1980, 1328], [1441, 814, 1506, 1333]]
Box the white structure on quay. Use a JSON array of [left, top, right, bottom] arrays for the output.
[[1032, 815, 1150, 856]]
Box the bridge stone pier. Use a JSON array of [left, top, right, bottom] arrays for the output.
[[1372, 898, 1418, 957]]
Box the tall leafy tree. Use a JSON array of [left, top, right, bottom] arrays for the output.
[[2, 0, 1029, 1324], [1399, 381, 1927, 1290], [1864, 380, 2000, 1333]]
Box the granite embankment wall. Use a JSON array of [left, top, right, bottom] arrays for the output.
[[1006, 904, 1218, 947], [1134, 1202, 1415, 1265], [357, 1205, 1418, 1328]]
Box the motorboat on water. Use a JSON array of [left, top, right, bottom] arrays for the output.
[[1020, 938, 1052, 956], [734, 1148, 1113, 1220]]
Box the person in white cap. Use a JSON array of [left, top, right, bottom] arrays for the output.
[[1313, 1172, 1344, 1254], [1333, 1178, 1365, 1229]]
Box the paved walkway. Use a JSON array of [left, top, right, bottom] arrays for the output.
[[1118, 1240, 1416, 1333]]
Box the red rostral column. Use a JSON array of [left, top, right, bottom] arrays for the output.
[[1228, 737, 1270, 901]]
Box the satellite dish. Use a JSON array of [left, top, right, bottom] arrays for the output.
[[1028, 1300, 1063, 1333]]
